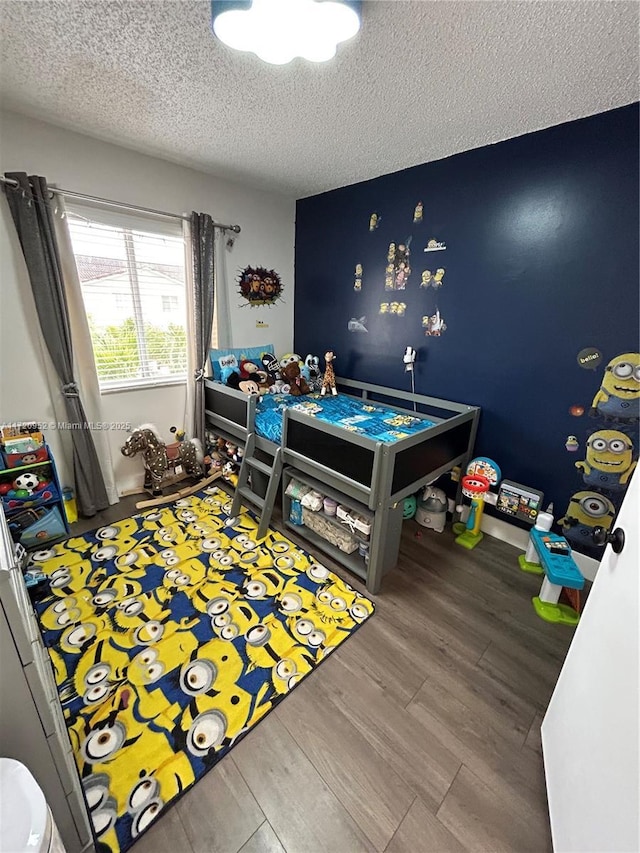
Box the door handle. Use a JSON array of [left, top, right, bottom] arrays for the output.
[[592, 526, 625, 554]]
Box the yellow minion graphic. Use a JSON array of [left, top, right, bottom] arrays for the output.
[[39, 594, 93, 633], [559, 490, 616, 547], [271, 646, 315, 694], [123, 751, 195, 841], [139, 507, 180, 531], [311, 579, 372, 628], [73, 637, 129, 708], [244, 617, 295, 671], [33, 483, 375, 853], [432, 268, 445, 288], [241, 566, 290, 600], [208, 597, 260, 642], [153, 523, 188, 548], [575, 430, 636, 491], [590, 352, 640, 421]]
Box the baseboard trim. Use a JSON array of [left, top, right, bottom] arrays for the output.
[[480, 514, 600, 582]]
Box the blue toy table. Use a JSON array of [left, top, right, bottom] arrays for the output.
[[519, 528, 584, 625]]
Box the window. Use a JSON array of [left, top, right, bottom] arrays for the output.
[[162, 295, 178, 312], [67, 204, 188, 390]]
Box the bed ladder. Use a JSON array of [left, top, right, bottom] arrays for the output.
[[230, 432, 283, 540]]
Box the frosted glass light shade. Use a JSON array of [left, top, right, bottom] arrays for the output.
[[211, 0, 361, 65]]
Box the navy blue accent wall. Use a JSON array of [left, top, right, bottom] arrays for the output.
[[294, 104, 639, 551]]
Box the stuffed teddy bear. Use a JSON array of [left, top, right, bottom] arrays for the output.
[[281, 361, 310, 396]]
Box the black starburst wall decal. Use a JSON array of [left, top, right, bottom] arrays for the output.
[[237, 266, 284, 307]]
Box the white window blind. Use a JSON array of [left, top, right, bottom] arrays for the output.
[[66, 204, 188, 391]]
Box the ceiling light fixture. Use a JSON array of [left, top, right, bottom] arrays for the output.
[[211, 0, 361, 65]]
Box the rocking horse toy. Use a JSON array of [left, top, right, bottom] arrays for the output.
[[121, 424, 220, 508]]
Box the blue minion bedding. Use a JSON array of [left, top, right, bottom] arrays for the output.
[[255, 393, 435, 444]]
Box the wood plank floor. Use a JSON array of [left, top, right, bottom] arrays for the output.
[[74, 495, 574, 853]]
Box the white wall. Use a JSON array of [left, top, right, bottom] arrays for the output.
[[0, 110, 295, 497]]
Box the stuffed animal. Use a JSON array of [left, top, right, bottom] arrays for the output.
[[222, 460, 239, 487], [239, 359, 268, 384], [280, 353, 302, 370], [321, 351, 337, 396], [281, 362, 310, 396], [303, 354, 322, 391], [261, 353, 281, 383], [226, 372, 260, 395]]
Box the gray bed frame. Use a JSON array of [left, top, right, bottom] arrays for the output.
[[204, 376, 480, 593]]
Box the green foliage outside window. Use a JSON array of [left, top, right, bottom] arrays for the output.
[[87, 316, 187, 384]]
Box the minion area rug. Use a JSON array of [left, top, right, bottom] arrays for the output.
[[30, 485, 374, 853]]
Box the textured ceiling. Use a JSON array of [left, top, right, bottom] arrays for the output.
[[0, 1, 638, 198]]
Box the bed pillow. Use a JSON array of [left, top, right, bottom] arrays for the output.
[[209, 345, 275, 382]]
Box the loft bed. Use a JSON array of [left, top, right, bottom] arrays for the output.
[[204, 376, 480, 593]]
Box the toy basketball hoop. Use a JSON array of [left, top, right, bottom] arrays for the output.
[[461, 474, 491, 500]]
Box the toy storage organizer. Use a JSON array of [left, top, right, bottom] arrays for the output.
[[283, 468, 376, 581], [0, 447, 69, 548]]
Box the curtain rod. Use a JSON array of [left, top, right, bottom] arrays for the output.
[[0, 175, 241, 233]]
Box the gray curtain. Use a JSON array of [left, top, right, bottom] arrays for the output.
[[3, 172, 109, 517], [190, 212, 215, 443]]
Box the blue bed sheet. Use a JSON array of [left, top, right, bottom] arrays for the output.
[[255, 393, 435, 444]]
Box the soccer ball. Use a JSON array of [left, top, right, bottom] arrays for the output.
[[14, 472, 41, 495]]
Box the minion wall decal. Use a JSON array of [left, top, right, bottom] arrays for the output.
[[558, 490, 616, 548], [369, 213, 380, 231], [565, 435, 579, 452], [576, 347, 603, 371], [384, 238, 412, 291], [237, 266, 283, 307], [590, 352, 640, 422], [575, 430, 636, 491], [385, 265, 394, 291], [413, 202, 423, 223], [379, 302, 406, 316], [421, 269, 447, 336], [354, 263, 363, 292], [424, 238, 447, 252], [558, 350, 638, 557], [422, 310, 447, 336], [420, 268, 445, 289]]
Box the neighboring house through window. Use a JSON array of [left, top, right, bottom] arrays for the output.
[[67, 205, 188, 390], [162, 295, 178, 312]]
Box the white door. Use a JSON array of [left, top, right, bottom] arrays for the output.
[[542, 471, 639, 852]]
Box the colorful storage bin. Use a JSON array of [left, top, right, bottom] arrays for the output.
[[19, 506, 67, 548], [2, 445, 49, 469]]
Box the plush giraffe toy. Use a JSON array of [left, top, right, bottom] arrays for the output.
[[321, 350, 337, 396]]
